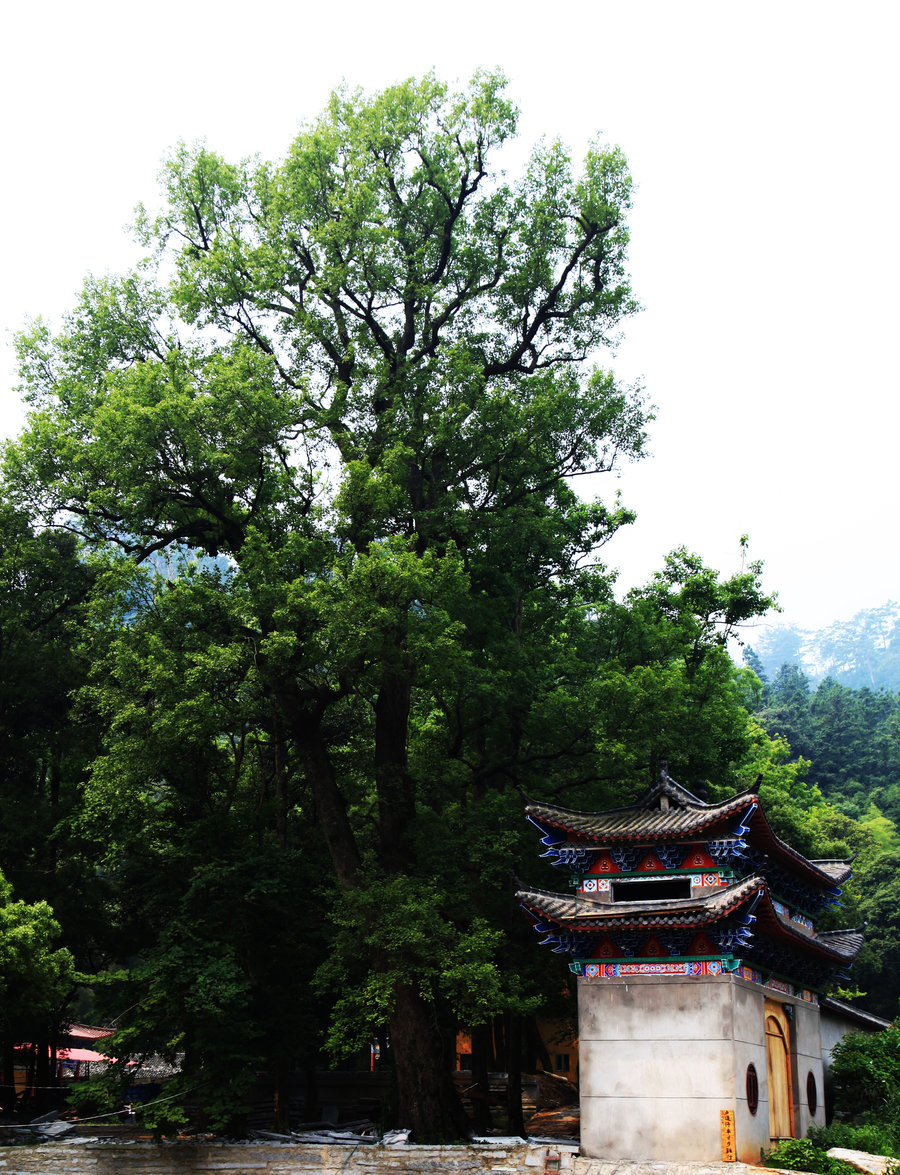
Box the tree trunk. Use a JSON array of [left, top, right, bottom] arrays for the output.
[[287, 678, 467, 1143], [469, 1023, 493, 1135], [504, 1012, 525, 1137], [375, 674, 415, 874], [290, 710, 361, 889], [272, 1055, 291, 1132], [525, 1016, 552, 1075], [271, 709, 289, 851], [24, 1045, 36, 1114], [389, 983, 469, 1142], [304, 1060, 319, 1122], [33, 1034, 51, 1113]]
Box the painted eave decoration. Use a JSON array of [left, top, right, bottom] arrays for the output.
[[524, 777, 852, 892], [519, 768, 863, 990]]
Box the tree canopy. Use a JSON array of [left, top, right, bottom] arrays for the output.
[[7, 70, 878, 1140], [4, 70, 658, 1138]]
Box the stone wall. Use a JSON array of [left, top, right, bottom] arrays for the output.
[[0, 1141, 764, 1175]]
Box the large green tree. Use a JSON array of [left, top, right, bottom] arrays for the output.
[[6, 72, 655, 1137]]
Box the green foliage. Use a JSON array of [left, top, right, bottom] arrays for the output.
[[0, 869, 75, 1038], [800, 1028, 900, 1165], [851, 855, 900, 1017], [761, 1137, 858, 1175], [0, 499, 123, 1099], [746, 654, 900, 1013], [750, 662, 900, 827], [565, 545, 778, 796], [0, 70, 793, 1139], [830, 1024, 900, 1122], [66, 560, 335, 1128], [0, 499, 96, 888], [316, 868, 533, 1060], [65, 1063, 192, 1139], [810, 1122, 900, 1162]]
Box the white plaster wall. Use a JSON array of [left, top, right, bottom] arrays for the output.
[[820, 1010, 848, 1067], [579, 975, 739, 1163], [792, 1002, 825, 1137], [580, 1036, 736, 1100], [731, 978, 770, 1163], [579, 978, 733, 1042], [578, 974, 823, 1165]]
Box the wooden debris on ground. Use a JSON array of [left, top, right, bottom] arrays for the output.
[[525, 1106, 580, 1139]]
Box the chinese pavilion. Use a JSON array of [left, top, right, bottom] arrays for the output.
[[517, 770, 864, 1162]]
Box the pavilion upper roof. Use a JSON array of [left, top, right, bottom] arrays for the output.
[[810, 860, 856, 882], [524, 770, 853, 892]]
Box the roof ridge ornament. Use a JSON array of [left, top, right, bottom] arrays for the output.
[[649, 765, 708, 810]]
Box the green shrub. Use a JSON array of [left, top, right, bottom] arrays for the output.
[[810, 1121, 900, 1160], [761, 1137, 858, 1174], [831, 1025, 900, 1123]]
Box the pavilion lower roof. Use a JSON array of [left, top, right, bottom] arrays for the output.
[[516, 875, 863, 964]]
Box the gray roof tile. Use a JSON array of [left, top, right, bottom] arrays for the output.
[[516, 875, 863, 963]]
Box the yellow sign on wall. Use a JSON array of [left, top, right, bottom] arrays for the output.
[[720, 1109, 736, 1161]]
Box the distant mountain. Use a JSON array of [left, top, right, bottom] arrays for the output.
[[747, 603, 900, 691]]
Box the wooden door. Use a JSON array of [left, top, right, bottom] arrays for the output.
[[765, 1000, 794, 1139]]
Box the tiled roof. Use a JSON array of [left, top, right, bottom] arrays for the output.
[[820, 996, 892, 1031], [91, 1054, 182, 1080], [647, 773, 708, 807], [525, 780, 852, 892], [66, 1022, 113, 1042], [526, 792, 754, 841], [816, 927, 867, 957], [516, 875, 764, 932], [810, 860, 855, 883], [516, 876, 863, 964]]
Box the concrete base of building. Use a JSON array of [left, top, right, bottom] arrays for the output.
[[578, 971, 825, 1164]]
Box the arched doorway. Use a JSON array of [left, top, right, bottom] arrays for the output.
[[765, 1000, 794, 1139]]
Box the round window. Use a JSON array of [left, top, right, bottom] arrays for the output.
[[807, 1071, 818, 1116], [746, 1062, 759, 1114]]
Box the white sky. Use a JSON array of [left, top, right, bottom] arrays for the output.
[[1, 0, 897, 631]]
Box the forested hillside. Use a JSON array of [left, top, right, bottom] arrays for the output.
[[744, 653, 900, 1017], [751, 603, 900, 691], [745, 658, 900, 823]]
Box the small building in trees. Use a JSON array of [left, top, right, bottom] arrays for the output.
[[517, 771, 864, 1162]]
